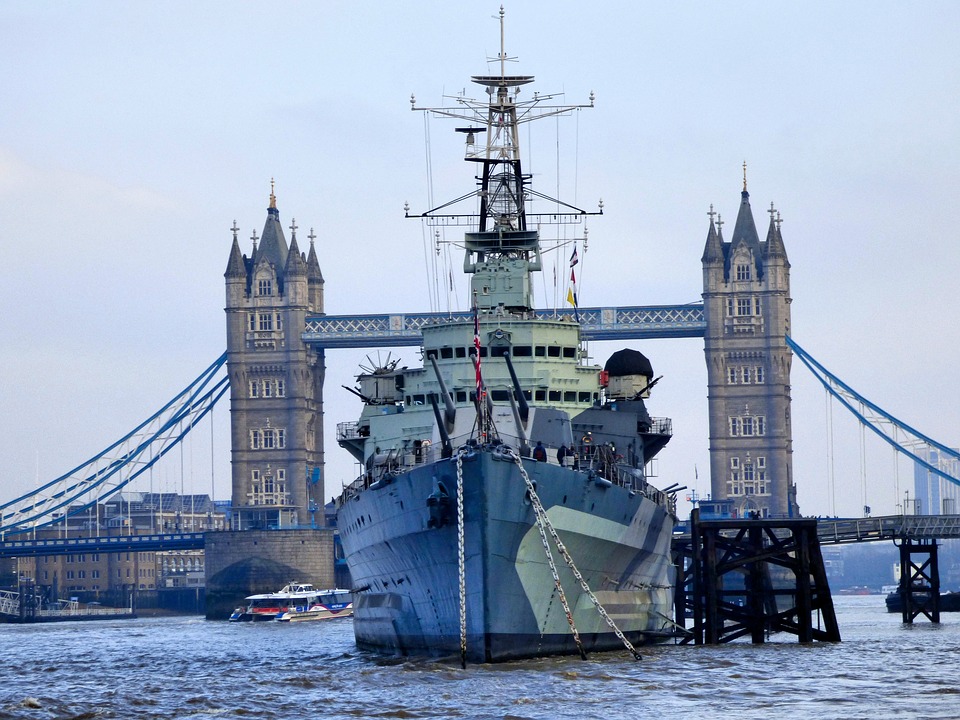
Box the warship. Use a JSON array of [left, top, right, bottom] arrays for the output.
[[336, 10, 678, 663]]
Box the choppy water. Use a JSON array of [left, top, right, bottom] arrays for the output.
[[1, 596, 958, 719]]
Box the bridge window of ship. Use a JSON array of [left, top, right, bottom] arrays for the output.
[[534, 346, 546, 357], [547, 347, 561, 357], [564, 392, 576, 402], [440, 347, 453, 359], [455, 391, 467, 402], [535, 390, 546, 401], [491, 390, 510, 401], [563, 347, 576, 358], [513, 345, 532, 356], [455, 347, 466, 358], [549, 390, 561, 402]]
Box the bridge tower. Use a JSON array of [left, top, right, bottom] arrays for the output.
[[224, 186, 325, 529], [701, 171, 799, 518]]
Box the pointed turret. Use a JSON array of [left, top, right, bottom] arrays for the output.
[[730, 189, 762, 254], [224, 222, 246, 279], [765, 211, 789, 263], [306, 231, 324, 284], [306, 228, 324, 313], [285, 233, 308, 278], [700, 204, 724, 264], [254, 181, 290, 274]]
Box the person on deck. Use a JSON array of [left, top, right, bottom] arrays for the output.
[[533, 441, 547, 462]]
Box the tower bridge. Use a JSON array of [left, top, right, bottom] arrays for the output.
[[4, 180, 960, 625]]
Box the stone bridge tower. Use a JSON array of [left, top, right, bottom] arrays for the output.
[[701, 172, 799, 518], [224, 186, 325, 529]]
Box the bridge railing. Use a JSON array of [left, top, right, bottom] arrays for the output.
[[816, 514, 960, 544]]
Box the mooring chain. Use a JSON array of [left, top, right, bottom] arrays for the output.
[[508, 449, 643, 661], [455, 450, 468, 669], [521, 462, 587, 659]]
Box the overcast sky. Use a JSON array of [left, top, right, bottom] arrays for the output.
[[2, 1, 958, 520]]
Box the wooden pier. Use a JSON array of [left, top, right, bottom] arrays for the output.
[[673, 510, 841, 644]]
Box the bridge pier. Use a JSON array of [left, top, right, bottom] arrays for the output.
[[674, 509, 840, 644], [896, 538, 940, 624]]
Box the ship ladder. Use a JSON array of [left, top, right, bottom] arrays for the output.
[[507, 448, 643, 661]]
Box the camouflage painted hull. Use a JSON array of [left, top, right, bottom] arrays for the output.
[[337, 448, 676, 662]]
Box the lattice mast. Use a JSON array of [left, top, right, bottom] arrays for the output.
[[409, 6, 599, 314]]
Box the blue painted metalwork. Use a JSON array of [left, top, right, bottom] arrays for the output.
[[302, 304, 706, 348], [788, 336, 960, 489], [0, 354, 229, 536], [0, 532, 205, 558]]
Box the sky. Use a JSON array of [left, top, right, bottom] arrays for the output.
[[1, 1, 958, 520]]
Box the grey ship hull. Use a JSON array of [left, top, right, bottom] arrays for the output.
[[338, 448, 676, 662]]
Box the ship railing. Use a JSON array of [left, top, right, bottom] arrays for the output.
[[648, 417, 673, 436], [336, 430, 676, 515]]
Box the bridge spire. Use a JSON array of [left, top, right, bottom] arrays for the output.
[[701, 203, 723, 264]]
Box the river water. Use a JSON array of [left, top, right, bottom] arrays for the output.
[[1, 596, 957, 719]]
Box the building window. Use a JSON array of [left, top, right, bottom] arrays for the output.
[[742, 367, 753, 383], [275, 313, 283, 331], [726, 299, 734, 317], [728, 367, 739, 384], [754, 297, 762, 316], [258, 279, 272, 296], [262, 381, 273, 398], [258, 313, 273, 331], [248, 467, 289, 506], [276, 379, 285, 397], [248, 314, 256, 332], [737, 298, 752, 316], [249, 380, 260, 398], [736, 264, 751, 281], [755, 366, 764, 383], [251, 427, 286, 450], [729, 415, 766, 437]]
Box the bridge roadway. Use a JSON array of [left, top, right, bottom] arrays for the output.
[[3, 515, 959, 559], [302, 304, 707, 348]]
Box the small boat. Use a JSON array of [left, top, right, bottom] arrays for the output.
[[885, 589, 960, 613], [277, 589, 354, 622], [229, 583, 351, 622]]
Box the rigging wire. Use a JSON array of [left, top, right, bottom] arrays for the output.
[[421, 110, 437, 312], [825, 389, 836, 517]]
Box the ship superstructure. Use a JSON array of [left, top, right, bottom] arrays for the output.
[[336, 9, 677, 663]]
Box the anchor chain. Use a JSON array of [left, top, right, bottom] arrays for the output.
[[455, 450, 468, 669], [522, 463, 587, 659], [508, 448, 643, 661]]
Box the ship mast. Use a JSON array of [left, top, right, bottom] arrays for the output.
[[409, 7, 599, 314]]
